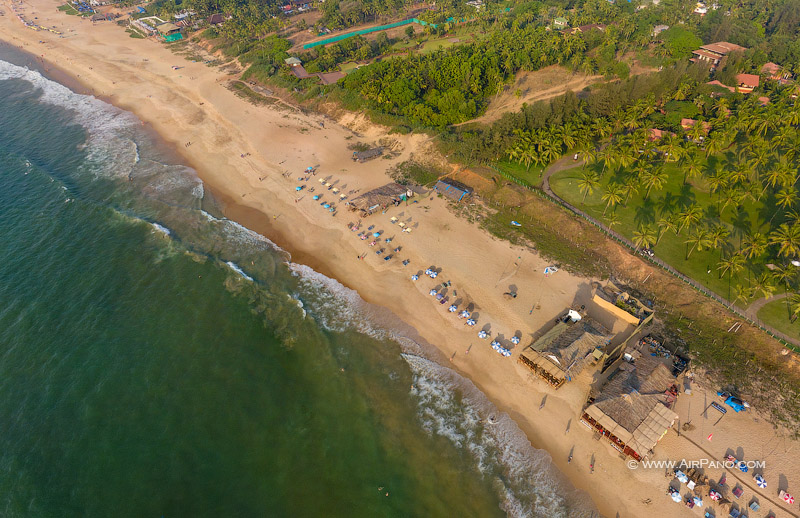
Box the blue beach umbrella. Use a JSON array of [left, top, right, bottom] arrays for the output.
[[313, 195, 320, 200], [755, 474, 767, 488], [429, 289, 438, 296], [448, 304, 458, 313], [295, 186, 303, 191], [478, 330, 488, 339], [323, 204, 331, 208], [466, 319, 476, 326], [411, 275, 419, 281], [373, 232, 381, 237], [510, 336, 520, 345]]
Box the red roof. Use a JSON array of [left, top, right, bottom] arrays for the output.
[[736, 73, 760, 88], [701, 42, 747, 55], [761, 62, 781, 75], [692, 49, 723, 61]]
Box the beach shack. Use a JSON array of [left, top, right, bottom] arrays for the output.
[[518, 313, 611, 389], [348, 183, 411, 217], [433, 179, 472, 202], [591, 281, 654, 327], [156, 22, 183, 42], [353, 147, 384, 162], [580, 354, 678, 461]]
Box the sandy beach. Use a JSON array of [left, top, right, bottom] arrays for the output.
[[3, 2, 800, 517]]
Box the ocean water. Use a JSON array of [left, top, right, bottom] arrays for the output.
[[0, 49, 597, 518]]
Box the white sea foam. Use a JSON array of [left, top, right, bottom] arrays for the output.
[[150, 222, 171, 236], [288, 262, 387, 339], [225, 261, 254, 282], [287, 264, 596, 518]]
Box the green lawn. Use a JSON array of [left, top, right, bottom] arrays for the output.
[[549, 161, 780, 300], [58, 3, 80, 15], [339, 61, 361, 74], [494, 159, 545, 186], [757, 297, 800, 341]]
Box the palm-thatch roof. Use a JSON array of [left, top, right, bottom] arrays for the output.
[[347, 183, 410, 216], [520, 318, 611, 387], [583, 355, 677, 458]]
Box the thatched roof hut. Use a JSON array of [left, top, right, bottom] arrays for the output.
[[519, 318, 611, 388], [581, 355, 678, 460], [348, 183, 411, 216], [353, 147, 383, 162]]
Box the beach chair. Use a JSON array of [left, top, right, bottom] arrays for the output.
[[748, 501, 759, 512], [390, 217, 398, 224]]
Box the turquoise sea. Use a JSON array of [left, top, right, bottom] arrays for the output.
[[0, 46, 596, 518]]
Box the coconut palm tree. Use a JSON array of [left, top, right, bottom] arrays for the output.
[[717, 253, 745, 299], [656, 215, 678, 245], [601, 183, 625, 216], [776, 187, 798, 212], [749, 272, 777, 302], [641, 166, 668, 200], [788, 293, 800, 322], [741, 232, 768, 260], [677, 204, 703, 235], [685, 226, 711, 259], [577, 170, 601, 204], [659, 134, 685, 163], [681, 151, 704, 185], [632, 224, 657, 252], [770, 223, 800, 259]]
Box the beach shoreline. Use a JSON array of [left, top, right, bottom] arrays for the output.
[[4, 3, 800, 517]]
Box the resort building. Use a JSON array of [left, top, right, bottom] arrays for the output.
[[518, 312, 611, 389], [652, 24, 669, 37], [552, 17, 568, 30], [690, 41, 747, 69], [433, 179, 472, 202], [156, 22, 182, 42], [761, 62, 792, 84], [647, 128, 674, 141], [736, 73, 760, 94], [581, 354, 678, 461]]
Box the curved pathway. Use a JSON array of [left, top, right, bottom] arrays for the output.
[[745, 292, 789, 320]]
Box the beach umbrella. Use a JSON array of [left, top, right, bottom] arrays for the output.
[[448, 305, 457, 313], [738, 462, 748, 473], [373, 232, 381, 237], [503, 350, 511, 357], [313, 195, 320, 200], [429, 289, 438, 296], [692, 497, 703, 507], [424, 268, 433, 275], [478, 330, 488, 339], [784, 493, 794, 504], [459, 310, 470, 319], [709, 490, 721, 501], [466, 319, 476, 326], [411, 275, 419, 281], [510, 336, 520, 345], [491, 340, 500, 347], [323, 203, 331, 208], [430, 272, 438, 278], [295, 186, 303, 191], [754, 475, 767, 489]]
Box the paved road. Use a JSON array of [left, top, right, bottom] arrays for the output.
[[745, 292, 790, 320]]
